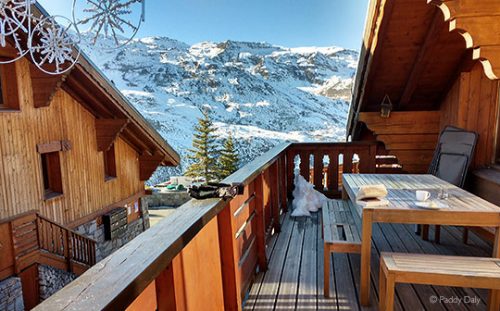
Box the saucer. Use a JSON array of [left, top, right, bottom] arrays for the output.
[[415, 200, 448, 210]]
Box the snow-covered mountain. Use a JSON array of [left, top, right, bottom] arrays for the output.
[[79, 35, 358, 184]]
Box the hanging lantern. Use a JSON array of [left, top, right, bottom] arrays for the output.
[[380, 94, 393, 118]]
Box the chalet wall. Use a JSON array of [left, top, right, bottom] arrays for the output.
[[0, 58, 144, 225], [440, 62, 500, 169]]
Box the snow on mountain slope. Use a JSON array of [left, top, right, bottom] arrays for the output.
[[79, 35, 358, 184]]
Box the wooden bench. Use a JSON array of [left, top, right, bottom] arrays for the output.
[[379, 252, 500, 311], [322, 200, 361, 297]]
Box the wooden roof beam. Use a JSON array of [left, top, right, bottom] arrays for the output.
[[430, 0, 500, 80], [358, 0, 396, 109], [95, 119, 130, 152], [139, 151, 166, 181], [399, 10, 443, 106], [347, 0, 395, 138], [30, 63, 71, 108], [62, 74, 115, 118]]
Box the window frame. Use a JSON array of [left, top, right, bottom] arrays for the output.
[[103, 143, 117, 181], [0, 61, 20, 111], [40, 151, 63, 200]]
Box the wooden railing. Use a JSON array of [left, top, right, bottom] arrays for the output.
[[287, 142, 378, 197], [0, 211, 96, 280], [34, 141, 379, 311], [37, 214, 96, 268]]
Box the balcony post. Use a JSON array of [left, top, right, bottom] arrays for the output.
[[254, 173, 268, 272]]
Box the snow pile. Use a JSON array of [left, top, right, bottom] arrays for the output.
[[291, 174, 327, 217]]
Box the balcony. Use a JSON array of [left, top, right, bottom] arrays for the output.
[[35, 142, 492, 311]]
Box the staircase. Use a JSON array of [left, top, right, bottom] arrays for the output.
[[10, 212, 96, 276]]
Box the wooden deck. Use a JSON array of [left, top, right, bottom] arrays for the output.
[[244, 211, 493, 311]]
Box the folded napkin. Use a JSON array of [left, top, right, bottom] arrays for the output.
[[355, 184, 388, 201], [356, 198, 389, 207]]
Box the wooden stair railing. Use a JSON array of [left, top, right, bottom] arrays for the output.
[[37, 214, 96, 269], [9, 211, 96, 275]]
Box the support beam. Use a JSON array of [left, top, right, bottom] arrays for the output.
[[30, 63, 71, 108], [95, 119, 129, 152], [430, 0, 500, 80], [37, 140, 72, 153], [348, 0, 396, 138], [139, 151, 166, 181], [399, 11, 443, 106]]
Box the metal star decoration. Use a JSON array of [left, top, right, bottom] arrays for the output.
[[73, 0, 144, 48]]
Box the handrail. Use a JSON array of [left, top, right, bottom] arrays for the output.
[[35, 198, 228, 310], [224, 142, 291, 185], [34, 141, 379, 310]]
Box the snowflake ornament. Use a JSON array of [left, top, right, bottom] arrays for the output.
[[0, 0, 34, 63], [73, 0, 144, 48], [29, 15, 80, 75]]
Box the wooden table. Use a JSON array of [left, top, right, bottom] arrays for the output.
[[342, 174, 500, 310]]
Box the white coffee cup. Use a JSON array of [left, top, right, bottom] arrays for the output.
[[416, 190, 431, 202]]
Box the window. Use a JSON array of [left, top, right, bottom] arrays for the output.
[[103, 143, 117, 180], [41, 152, 63, 199], [0, 62, 20, 110]]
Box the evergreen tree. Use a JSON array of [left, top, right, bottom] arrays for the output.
[[218, 134, 239, 179], [185, 109, 219, 182]]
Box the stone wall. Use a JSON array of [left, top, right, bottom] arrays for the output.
[[75, 206, 150, 262], [142, 191, 191, 209], [0, 277, 24, 311], [38, 265, 76, 301]]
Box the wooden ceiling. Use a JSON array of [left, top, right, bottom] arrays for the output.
[[359, 0, 468, 113]]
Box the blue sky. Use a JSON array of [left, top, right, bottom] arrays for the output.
[[38, 0, 369, 50]]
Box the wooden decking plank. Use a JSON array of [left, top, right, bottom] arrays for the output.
[[333, 253, 359, 311], [317, 212, 337, 311], [296, 216, 318, 310], [245, 207, 494, 311], [371, 223, 410, 310], [274, 216, 306, 309], [245, 212, 295, 310]]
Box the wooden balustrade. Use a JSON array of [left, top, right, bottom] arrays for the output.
[[0, 211, 96, 279], [287, 142, 378, 198], [37, 214, 96, 268], [34, 141, 379, 311]]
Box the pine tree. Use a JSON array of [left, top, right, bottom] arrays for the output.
[[218, 134, 239, 179], [185, 109, 219, 182]]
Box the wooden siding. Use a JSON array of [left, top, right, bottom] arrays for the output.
[[440, 62, 500, 169], [0, 58, 143, 225]]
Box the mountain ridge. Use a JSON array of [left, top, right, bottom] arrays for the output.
[[79, 35, 359, 184]]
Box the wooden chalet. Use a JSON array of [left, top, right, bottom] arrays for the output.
[[34, 0, 500, 311], [0, 4, 180, 310]]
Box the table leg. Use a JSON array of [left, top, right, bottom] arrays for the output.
[[360, 210, 373, 306], [488, 226, 500, 311]]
